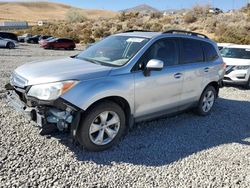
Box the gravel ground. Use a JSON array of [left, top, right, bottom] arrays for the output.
[[0, 44, 250, 187]]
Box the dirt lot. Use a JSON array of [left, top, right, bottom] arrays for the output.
[[0, 44, 250, 187]]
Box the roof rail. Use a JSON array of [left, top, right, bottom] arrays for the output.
[[163, 30, 209, 39], [124, 30, 151, 33]]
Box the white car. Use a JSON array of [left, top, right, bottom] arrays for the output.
[[0, 37, 18, 49], [221, 45, 250, 88], [217, 43, 233, 51]]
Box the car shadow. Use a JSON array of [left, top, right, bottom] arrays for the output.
[[54, 97, 250, 167], [223, 83, 249, 91]]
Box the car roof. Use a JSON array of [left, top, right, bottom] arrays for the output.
[[223, 44, 250, 49], [217, 43, 234, 46], [115, 31, 213, 43], [115, 32, 161, 39]]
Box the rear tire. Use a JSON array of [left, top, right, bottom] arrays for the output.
[[77, 101, 126, 151], [196, 86, 217, 116], [6, 42, 15, 49]]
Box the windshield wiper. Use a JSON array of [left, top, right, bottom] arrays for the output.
[[75, 57, 102, 65], [75, 56, 119, 67]]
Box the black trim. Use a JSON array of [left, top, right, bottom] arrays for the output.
[[26, 96, 80, 111], [124, 30, 151, 33], [163, 30, 209, 39], [70, 111, 82, 139], [5, 83, 14, 90]]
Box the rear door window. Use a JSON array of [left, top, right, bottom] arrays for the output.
[[180, 38, 204, 64]]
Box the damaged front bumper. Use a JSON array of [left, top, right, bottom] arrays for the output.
[[5, 83, 80, 135]]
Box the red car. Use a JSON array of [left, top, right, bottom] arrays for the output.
[[41, 38, 76, 50]]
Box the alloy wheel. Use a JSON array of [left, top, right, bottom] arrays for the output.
[[89, 111, 120, 146], [202, 90, 215, 113]]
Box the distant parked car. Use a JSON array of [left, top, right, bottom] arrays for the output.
[[0, 32, 18, 41], [0, 37, 18, 49], [209, 8, 223, 14], [18, 33, 32, 42], [41, 38, 76, 50], [217, 43, 233, 51], [39, 35, 52, 41], [38, 36, 55, 46], [221, 45, 250, 89], [25, 35, 41, 44]]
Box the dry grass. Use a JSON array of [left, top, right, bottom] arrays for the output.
[[11, 3, 250, 45], [0, 2, 117, 24]]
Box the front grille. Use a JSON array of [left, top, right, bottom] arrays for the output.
[[10, 72, 28, 88], [236, 75, 246, 79]]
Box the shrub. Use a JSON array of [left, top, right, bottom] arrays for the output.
[[93, 28, 104, 38], [183, 12, 197, 23], [192, 4, 210, 16], [150, 12, 163, 19], [66, 8, 87, 23], [216, 25, 250, 44], [151, 23, 163, 31]]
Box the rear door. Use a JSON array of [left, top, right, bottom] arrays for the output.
[[56, 39, 64, 48], [179, 38, 207, 105]]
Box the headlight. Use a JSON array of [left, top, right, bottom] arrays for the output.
[[27, 80, 78, 100], [235, 66, 250, 70]]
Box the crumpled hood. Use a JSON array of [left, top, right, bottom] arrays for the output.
[[223, 57, 250, 66], [14, 57, 112, 86]]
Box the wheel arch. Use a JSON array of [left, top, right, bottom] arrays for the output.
[[82, 96, 133, 130], [203, 81, 220, 97]]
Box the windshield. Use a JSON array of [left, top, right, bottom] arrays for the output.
[[221, 47, 250, 59], [76, 36, 149, 67], [47, 37, 55, 41], [49, 38, 58, 42]]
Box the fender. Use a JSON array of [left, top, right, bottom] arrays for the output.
[[61, 74, 135, 113]]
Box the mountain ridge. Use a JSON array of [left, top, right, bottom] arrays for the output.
[[121, 4, 160, 14], [0, 2, 117, 24]]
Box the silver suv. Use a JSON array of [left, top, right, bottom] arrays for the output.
[[6, 30, 225, 151]]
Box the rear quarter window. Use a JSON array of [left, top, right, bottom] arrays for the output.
[[202, 42, 219, 61]]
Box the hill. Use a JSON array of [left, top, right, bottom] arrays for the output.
[[0, 2, 117, 24], [121, 4, 159, 14]]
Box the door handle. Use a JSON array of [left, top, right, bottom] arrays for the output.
[[204, 67, 210, 72], [174, 73, 183, 79]]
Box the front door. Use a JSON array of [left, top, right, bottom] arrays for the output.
[[133, 38, 184, 119]]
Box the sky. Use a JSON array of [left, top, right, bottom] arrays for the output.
[[0, 0, 249, 11]]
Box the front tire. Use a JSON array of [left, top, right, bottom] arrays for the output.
[[77, 101, 126, 151], [6, 42, 15, 49], [197, 86, 216, 116]]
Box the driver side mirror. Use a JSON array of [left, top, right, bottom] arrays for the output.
[[144, 59, 164, 77]]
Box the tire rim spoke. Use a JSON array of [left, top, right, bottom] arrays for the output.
[[95, 129, 104, 144], [105, 127, 117, 139], [90, 123, 102, 134], [202, 90, 215, 112], [100, 111, 109, 124], [106, 116, 119, 127]]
